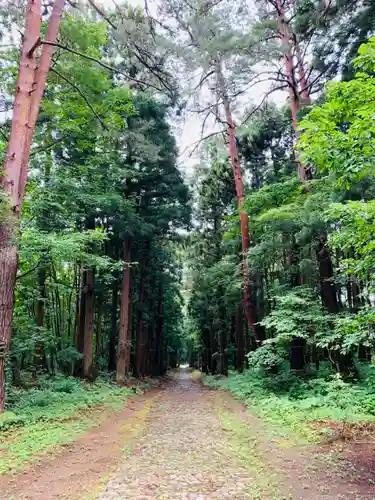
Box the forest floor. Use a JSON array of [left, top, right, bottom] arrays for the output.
[[1, 369, 375, 500]]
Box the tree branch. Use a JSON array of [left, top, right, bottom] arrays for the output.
[[30, 133, 69, 157], [240, 85, 287, 126], [180, 130, 226, 158], [0, 127, 8, 142], [16, 261, 41, 280], [41, 40, 164, 92], [83, 0, 174, 93], [50, 67, 107, 130], [87, 0, 117, 30]]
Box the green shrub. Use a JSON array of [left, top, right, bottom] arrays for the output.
[[48, 377, 80, 393], [247, 343, 286, 373], [0, 412, 27, 431], [3, 376, 131, 431]]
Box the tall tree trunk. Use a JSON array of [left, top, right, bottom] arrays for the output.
[[0, 0, 65, 412], [36, 266, 46, 328], [83, 268, 94, 378], [0, 1, 41, 411], [134, 243, 149, 378], [217, 331, 224, 375], [316, 237, 339, 313], [154, 282, 164, 376], [295, 43, 311, 105], [18, 0, 66, 208], [95, 295, 102, 365], [235, 304, 245, 373], [0, 241, 18, 411], [73, 266, 81, 345], [33, 264, 47, 378], [75, 269, 86, 374], [216, 64, 257, 340], [274, 0, 310, 182], [116, 239, 131, 383], [108, 282, 118, 372], [126, 278, 133, 374], [275, 0, 300, 127]]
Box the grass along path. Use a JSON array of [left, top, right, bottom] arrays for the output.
[[0, 379, 135, 476], [0, 392, 154, 500]]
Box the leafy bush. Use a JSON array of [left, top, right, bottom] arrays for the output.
[[0, 412, 28, 431], [2, 376, 131, 430], [247, 343, 286, 373], [260, 287, 328, 346], [45, 376, 81, 394], [56, 345, 84, 375]]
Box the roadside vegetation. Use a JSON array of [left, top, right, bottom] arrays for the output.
[[205, 365, 375, 442], [0, 377, 132, 474]]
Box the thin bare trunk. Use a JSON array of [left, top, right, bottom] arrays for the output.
[[83, 268, 94, 378], [95, 297, 103, 364], [116, 239, 131, 383], [274, 0, 309, 182], [33, 264, 46, 379], [134, 243, 149, 378], [126, 273, 133, 374], [235, 304, 245, 373], [108, 282, 118, 372], [73, 265, 81, 345], [154, 282, 164, 376], [316, 237, 339, 313], [75, 269, 86, 375], [216, 64, 257, 340], [295, 43, 311, 105]]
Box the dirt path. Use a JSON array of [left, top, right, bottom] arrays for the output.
[[1, 370, 374, 500]]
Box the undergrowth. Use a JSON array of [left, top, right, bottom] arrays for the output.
[[0, 376, 132, 474], [205, 364, 375, 441]]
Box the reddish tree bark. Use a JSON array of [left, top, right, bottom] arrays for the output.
[[274, 0, 310, 182], [216, 64, 257, 340], [76, 267, 94, 377], [0, 0, 41, 412], [295, 43, 311, 105], [275, 0, 299, 126], [0, 0, 65, 411], [116, 239, 131, 383], [18, 0, 66, 211]]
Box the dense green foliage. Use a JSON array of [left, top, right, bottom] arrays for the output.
[[2, 0, 375, 442], [0, 5, 189, 408]]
